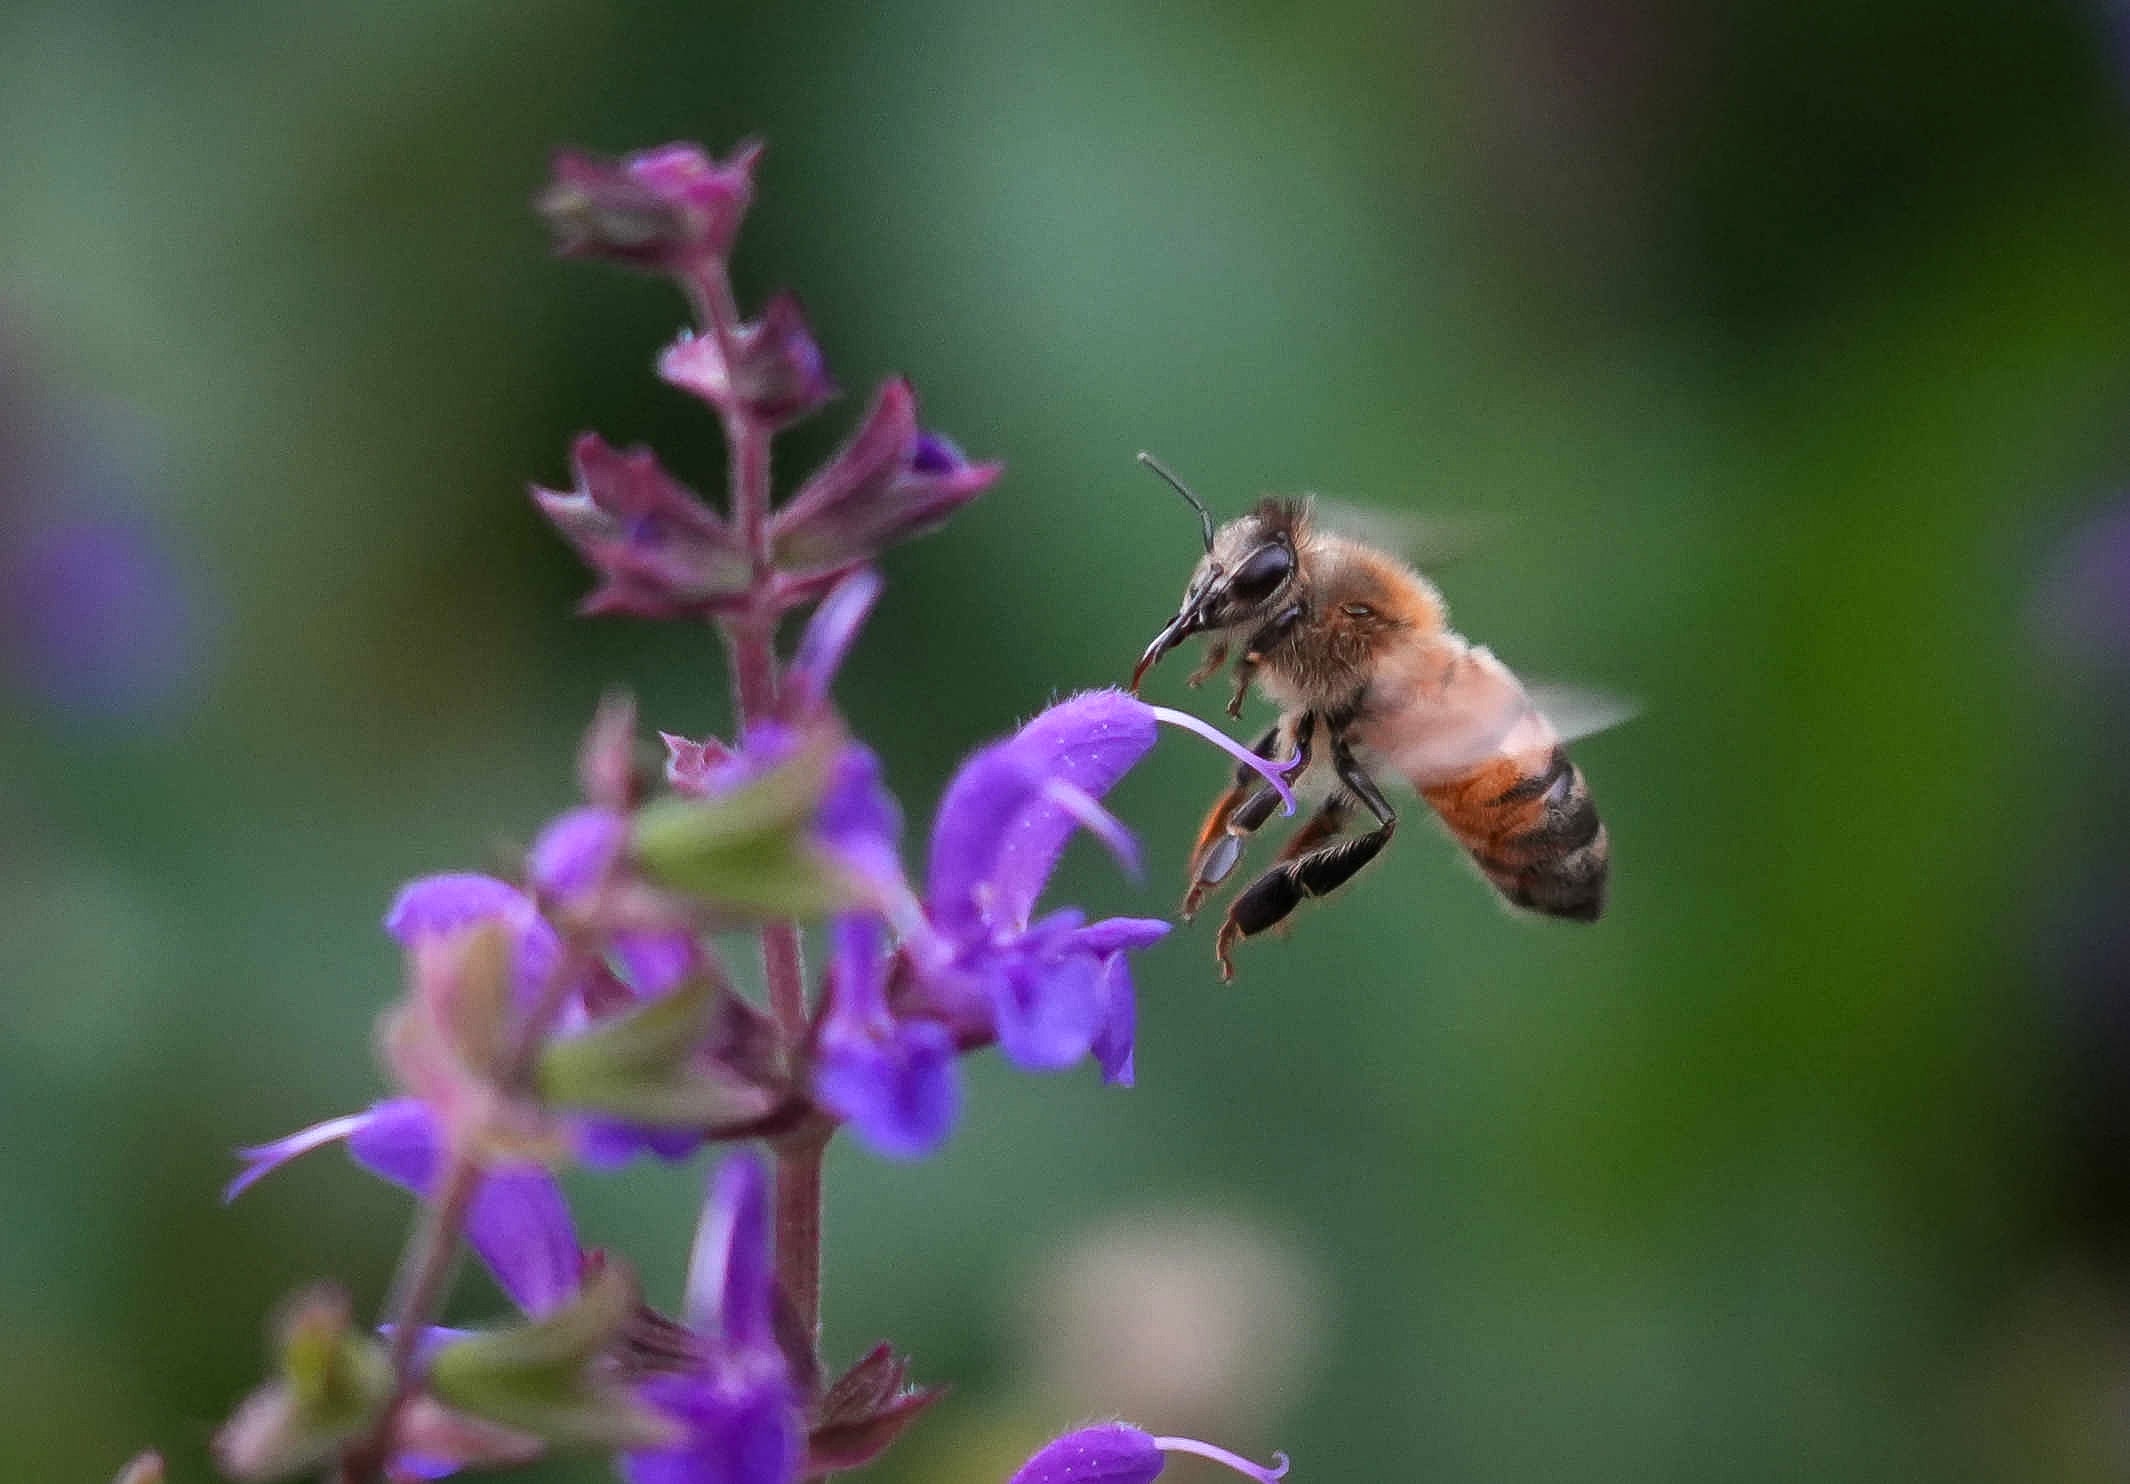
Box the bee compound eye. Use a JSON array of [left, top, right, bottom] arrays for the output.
[[1227, 542, 1292, 604]]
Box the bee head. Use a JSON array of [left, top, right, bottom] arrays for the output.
[[1129, 454, 1300, 692]]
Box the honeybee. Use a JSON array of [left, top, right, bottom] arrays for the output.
[[1127, 453, 1616, 979]]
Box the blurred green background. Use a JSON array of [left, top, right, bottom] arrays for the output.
[[8, 1, 2130, 1479]]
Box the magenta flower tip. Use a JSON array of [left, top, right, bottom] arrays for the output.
[[540, 140, 758, 275], [658, 292, 836, 427]]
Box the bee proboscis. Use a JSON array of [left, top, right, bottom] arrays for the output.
[[1128, 453, 1619, 979]]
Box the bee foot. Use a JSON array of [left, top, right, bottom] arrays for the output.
[[1214, 920, 1241, 981]]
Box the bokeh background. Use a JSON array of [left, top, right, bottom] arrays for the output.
[[8, 2, 2130, 1479]]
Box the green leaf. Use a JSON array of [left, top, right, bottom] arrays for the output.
[[427, 1262, 678, 1452]]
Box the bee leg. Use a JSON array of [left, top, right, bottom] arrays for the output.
[[1215, 734, 1392, 981], [1184, 716, 1314, 921], [1225, 603, 1306, 718], [1185, 642, 1229, 687]]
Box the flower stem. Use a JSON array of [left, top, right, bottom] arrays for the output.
[[704, 274, 826, 1348], [334, 938, 595, 1484]]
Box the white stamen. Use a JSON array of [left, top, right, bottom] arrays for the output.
[[1154, 1436, 1293, 1483], [1148, 705, 1300, 816]]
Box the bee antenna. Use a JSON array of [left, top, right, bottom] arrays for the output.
[[1136, 451, 1216, 553]]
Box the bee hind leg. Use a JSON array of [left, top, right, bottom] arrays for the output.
[[1215, 734, 1392, 981]]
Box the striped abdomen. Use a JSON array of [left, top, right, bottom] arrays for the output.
[[1417, 743, 1608, 920]]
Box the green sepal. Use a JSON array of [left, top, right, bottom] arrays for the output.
[[631, 736, 851, 917], [212, 1287, 393, 1481], [426, 1261, 678, 1452], [536, 976, 780, 1126]]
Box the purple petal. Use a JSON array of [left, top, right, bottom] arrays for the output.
[[991, 951, 1104, 1073], [1009, 1425, 1166, 1484], [1068, 917, 1171, 957], [624, 1369, 798, 1484], [987, 693, 1158, 921], [385, 874, 562, 999], [813, 1020, 961, 1161], [924, 743, 1035, 937], [1038, 779, 1141, 881], [344, 1098, 445, 1190], [346, 1100, 581, 1316], [528, 806, 627, 903], [928, 693, 1158, 934], [1092, 953, 1138, 1089], [685, 1154, 773, 1349], [825, 912, 890, 1029], [610, 931, 702, 997], [465, 1169, 584, 1316], [816, 746, 906, 913], [577, 1120, 706, 1169], [784, 568, 882, 715], [910, 432, 964, 475]]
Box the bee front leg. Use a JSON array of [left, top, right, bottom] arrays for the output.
[[1185, 642, 1229, 688], [1215, 730, 1393, 981], [1225, 603, 1305, 718]]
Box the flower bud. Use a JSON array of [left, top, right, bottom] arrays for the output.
[[539, 142, 759, 278], [660, 293, 836, 428], [212, 1287, 392, 1481], [770, 379, 1000, 575], [533, 434, 752, 620]]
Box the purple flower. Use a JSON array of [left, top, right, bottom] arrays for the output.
[[228, 1100, 583, 1318], [622, 1155, 801, 1484], [533, 434, 751, 620], [769, 379, 1002, 578], [3, 511, 205, 719], [812, 690, 1296, 1157], [660, 294, 836, 429], [529, 806, 629, 905], [813, 912, 961, 1160], [540, 142, 760, 279], [386, 873, 566, 1009], [1008, 1424, 1289, 1484], [781, 567, 881, 719], [916, 692, 1204, 1080]]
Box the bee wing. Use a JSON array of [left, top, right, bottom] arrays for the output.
[[1376, 653, 1635, 789], [1523, 681, 1640, 744], [1307, 495, 1505, 570]]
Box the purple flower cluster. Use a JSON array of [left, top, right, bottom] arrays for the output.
[[212, 139, 1296, 1484]]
